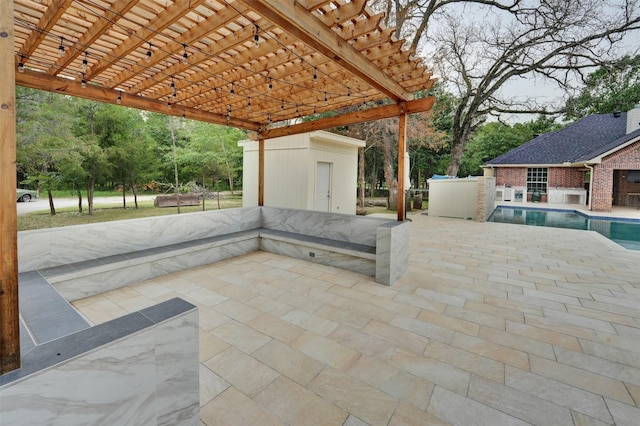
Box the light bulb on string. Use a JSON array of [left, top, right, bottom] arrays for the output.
[[254, 25, 260, 47], [146, 43, 152, 63], [18, 55, 25, 73], [116, 91, 122, 104], [182, 44, 188, 64], [58, 36, 65, 57], [80, 73, 86, 88], [81, 51, 88, 71]]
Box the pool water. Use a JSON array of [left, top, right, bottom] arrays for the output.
[[489, 207, 640, 250]]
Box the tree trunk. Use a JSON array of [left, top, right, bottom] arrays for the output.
[[87, 177, 95, 215], [47, 189, 56, 216], [447, 128, 471, 177], [169, 117, 181, 214], [130, 176, 138, 209], [202, 171, 206, 211], [122, 181, 127, 209], [77, 189, 83, 213], [216, 181, 221, 210], [447, 143, 464, 177]]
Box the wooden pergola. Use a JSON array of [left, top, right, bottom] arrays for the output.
[[1, 0, 435, 373]]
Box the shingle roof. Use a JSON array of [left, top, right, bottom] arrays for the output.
[[485, 112, 630, 165]]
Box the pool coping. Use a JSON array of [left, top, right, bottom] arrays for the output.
[[493, 205, 640, 223]]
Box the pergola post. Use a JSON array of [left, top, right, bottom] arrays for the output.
[[0, 0, 20, 374], [397, 112, 407, 221], [258, 138, 265, 206]]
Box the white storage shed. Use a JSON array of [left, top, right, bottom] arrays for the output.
[[239, 131, 365, 215]]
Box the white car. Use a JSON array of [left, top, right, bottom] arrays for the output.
[[17, 188, 38, 202]]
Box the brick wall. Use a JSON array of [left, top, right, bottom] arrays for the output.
[[592, 140, 640, 211], [548, 167, 585, 188], [495, 168, 526, 186]]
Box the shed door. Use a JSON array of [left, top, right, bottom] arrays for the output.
[[315, 162, 332, 212]]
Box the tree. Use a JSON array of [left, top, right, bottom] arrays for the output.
[[16, 89, 81, 215], [181, 121, 245, 194], [565, 54, 640, 119], [458, 116, 561, 176], [72, 99, 112, 214], [371, 0, 640, 176]]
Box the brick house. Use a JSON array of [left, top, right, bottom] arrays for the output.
[[483, 104, 640, 212]]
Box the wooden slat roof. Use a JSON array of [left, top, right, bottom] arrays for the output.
[[13, 0, 435, 135]]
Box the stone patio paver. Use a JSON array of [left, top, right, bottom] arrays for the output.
[[72, 214, 640, 425]]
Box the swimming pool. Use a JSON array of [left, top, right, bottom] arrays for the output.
[[488, 207, 640, 250]]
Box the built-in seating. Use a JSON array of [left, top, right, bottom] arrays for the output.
[[19, 206, 409, 302]]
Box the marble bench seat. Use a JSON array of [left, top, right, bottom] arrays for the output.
[[40, 227, 380, 302], [19, 207, 409, 299], [42, 229, 261, 302], [259, 228, 377, 276]]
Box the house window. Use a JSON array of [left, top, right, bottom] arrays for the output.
[[527, 168, 548, 193]]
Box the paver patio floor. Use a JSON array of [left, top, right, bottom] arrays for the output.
[[73, 213, 640, 425]]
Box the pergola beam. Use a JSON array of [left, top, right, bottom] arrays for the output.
[[19, 0, 73, 59], [259, 96, 435, 139], [15, 69, 261, 131], [239, 0, 414, 102]]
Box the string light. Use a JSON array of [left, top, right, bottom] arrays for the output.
[[80, 72, 86, 88], [182, 109, 186, 119], [167, 96, 172, 109], [18, 55, 25, 73], [58, 36, 65, 57], [254, 25, 260, 47], [116, 91, 122, 104], [16, 5, 367, 122], [81, 51, 88, 71]]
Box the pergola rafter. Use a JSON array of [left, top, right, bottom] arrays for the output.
[[2, 0, 438, 374]]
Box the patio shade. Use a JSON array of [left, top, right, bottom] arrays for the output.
[[2, 0, 437, 373], [12, 0, 436, 135]]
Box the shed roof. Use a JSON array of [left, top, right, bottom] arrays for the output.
[[13, 0, 436, 136], [485, 112, 632, 166]]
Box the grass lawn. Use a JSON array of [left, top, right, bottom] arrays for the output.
[[18, 195, 427, 231], [18, 196, 243, 231]]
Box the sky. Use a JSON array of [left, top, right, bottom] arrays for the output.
[[415, 1, 640, 124]]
